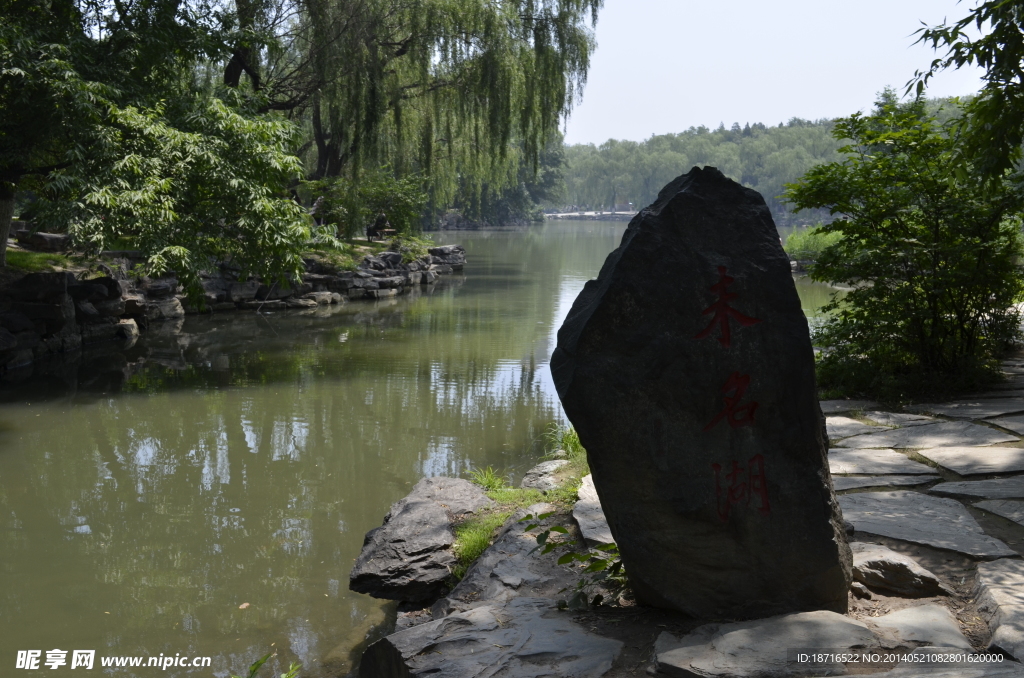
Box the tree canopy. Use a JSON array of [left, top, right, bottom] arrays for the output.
[[785, 96, 1024, 399], [1, 0, 603, 291], [914, 0, 1024, 178]]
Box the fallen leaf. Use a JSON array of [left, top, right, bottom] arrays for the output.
[[239, 603, 250, 609]]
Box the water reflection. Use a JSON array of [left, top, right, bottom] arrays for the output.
[[0, 222, 837, 677]]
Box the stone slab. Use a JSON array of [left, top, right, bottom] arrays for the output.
[[917, 447, 1024, 476], [838, 491, 1015, 558], [885, 648, 1024, 677], [654, 610, 877, 677], [838, 421, 1018, 449], [987, 415, 1024, 436], [977, 559, 1024, 660], [349, 477, 494, 602], [833, 475, 938, 491], [862, 411, 937, 428], [976, 500, 1024, 528], [909, 399, 1024, 420], [826, 416, 880, 440], [829, 448, 937, 475], [820, 399, 881, 414], [931, 477, 1024, 500], [359, 597, 623, 678], [519, 459, 569, 491], [572, 475, 614, 546], [851, 543, 951, 597], [870, 604, 971, 649]]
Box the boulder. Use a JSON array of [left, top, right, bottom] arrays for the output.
[[519, 459, 569, 491], [850, 542, 951, 597], [379, 251, 403, 267], [16, 231, 70, 251], [93, 297, 126, 317], [301, 291, 334, 305], [228, 281, 259, 303], [0, 311, 34, 334], [359, 598, 622, 678], [138, 277, 178, 298], [285, 297, 318, 309], [145, 297, 185, 320], [68, 282, 109, 302], [0, 327, 16, 352], [550, 167, 850, 618], [349, 477, 493, 603], [8, 271, 74, 303], [572, 474, 614, 546]]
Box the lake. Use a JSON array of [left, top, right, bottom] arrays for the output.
[[0, 221, 837, 676]]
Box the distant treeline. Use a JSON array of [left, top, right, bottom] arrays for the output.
[[555, 97, 961, 226]]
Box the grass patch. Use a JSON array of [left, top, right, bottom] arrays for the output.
[[6, 250, 74, 272], [451, 511, 513, 579], [451, 424, 591, 581]]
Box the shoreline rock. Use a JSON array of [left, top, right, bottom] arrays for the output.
[[349, 477, 493, 604], [0, 245, 465, 378]]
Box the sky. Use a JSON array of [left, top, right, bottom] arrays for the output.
[[562, 0, 986, 145]]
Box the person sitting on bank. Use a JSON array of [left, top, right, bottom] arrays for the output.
[[367, 211, 390, 242]]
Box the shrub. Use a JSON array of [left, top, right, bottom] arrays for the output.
[[786, 94, 1024, 400], [783, 225, 843, 262]]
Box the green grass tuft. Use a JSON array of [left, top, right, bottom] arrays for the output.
[[451, 511, 513, 579], [467, 466, 509, 491]]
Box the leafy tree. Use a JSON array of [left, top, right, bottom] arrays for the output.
[[914, 0, 1024, 179], [223, 0, 600, 213], [34, 97, 311, 301], [785, 97, 1024, 399]]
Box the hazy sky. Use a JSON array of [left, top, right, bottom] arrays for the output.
[[563, 0, 986, 145]]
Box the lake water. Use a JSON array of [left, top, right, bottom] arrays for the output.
[[0, 221, 837, 676]]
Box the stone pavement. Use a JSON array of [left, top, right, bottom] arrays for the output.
[[821, 358, 1024, 667]]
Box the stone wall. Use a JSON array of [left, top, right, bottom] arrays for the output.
[[0, 245, 465, 377]]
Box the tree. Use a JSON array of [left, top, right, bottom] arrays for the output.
[[221, 0, 600, 215], [0, 0, 319, 297], [785, 97, 1024, 399], [913, 0, 1024, 178], [36, 98, 311, 300]]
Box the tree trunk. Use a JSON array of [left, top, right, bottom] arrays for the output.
[[0, 182, 16, 268]]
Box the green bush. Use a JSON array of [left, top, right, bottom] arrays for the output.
[[783, 225, 843, 261], [786, 94, 1024, 401]]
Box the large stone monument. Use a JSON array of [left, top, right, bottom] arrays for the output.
[[551, 167, 851, 619]]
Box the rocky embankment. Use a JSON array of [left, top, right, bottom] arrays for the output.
[[0, 245, 465, 377], [346, 389, 1024, 677]]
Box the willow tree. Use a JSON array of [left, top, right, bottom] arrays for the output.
[[223, 0, 601, 213]]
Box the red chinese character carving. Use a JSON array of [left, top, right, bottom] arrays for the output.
[[694, 266, 761, 347], [712, 454, 771, 521], [703, 372, 758, 431]]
